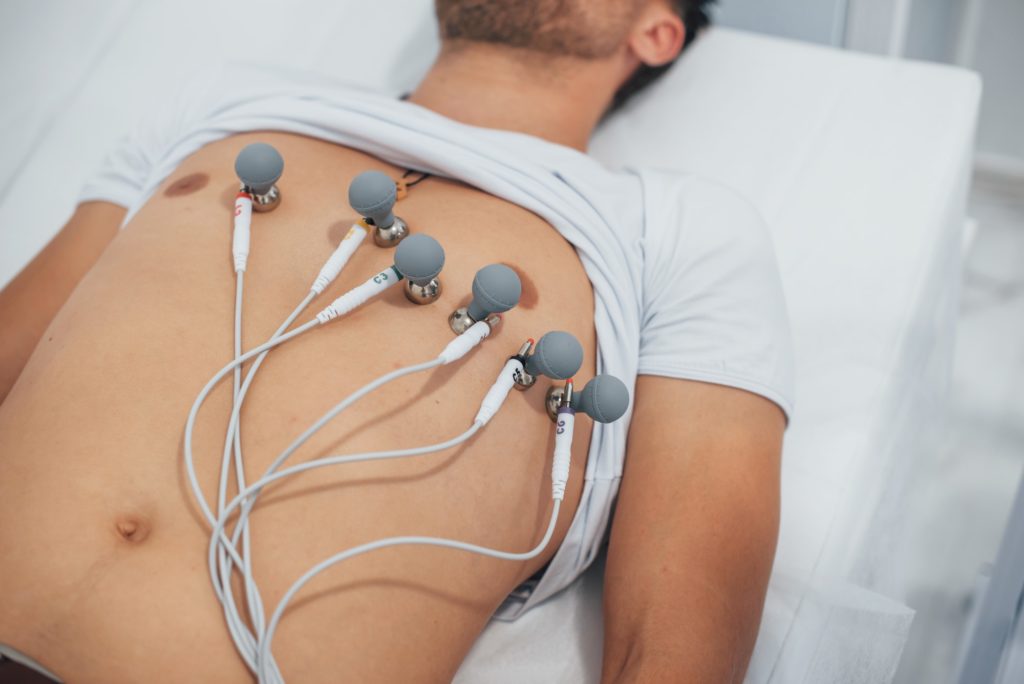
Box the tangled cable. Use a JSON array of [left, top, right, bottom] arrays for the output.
[[185, 154, 596, 682]]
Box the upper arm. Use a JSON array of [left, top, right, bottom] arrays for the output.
[[0, 201, 125, 402], [636, 175, 794, 418], [600, 176, 793, 681], [601, 376, 784, 683]]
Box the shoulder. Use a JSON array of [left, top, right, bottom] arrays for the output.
[[638, 172, 772, 265], [635, 171, 779, 309], [632, 171, 795, 420]]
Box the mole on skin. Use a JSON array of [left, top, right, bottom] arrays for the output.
[[164, 172, 210, 197]]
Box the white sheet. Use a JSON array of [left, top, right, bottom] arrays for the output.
[[0, 3, 979, 682]]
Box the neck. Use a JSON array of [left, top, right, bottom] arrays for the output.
[[408, 43, 625, 151]]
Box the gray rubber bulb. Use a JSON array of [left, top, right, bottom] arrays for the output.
[[349, 171, 397, 228], [572, 375, 629, 423], [467, 264, 522, 320], [526, 331, 583, 380], [394, 234, 445, 285], [234, 143, 284, 195]]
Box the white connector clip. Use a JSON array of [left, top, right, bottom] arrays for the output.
[[316, 267, 401, 324], [232, 193, 253, 272], [551, 406, 575, 501], [474, 357, 522, 425], [312, 224, 367, 294], [439, 319, 496, 365], [550, 379, 576, 500]]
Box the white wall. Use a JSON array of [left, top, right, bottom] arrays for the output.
[[967, 0, 1024, 166], [903, 0, 1024, 169], [712, 0, 848, 46], [904, 0, 962, 63]]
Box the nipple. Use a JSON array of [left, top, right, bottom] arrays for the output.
[[164, 172, 210, 198]]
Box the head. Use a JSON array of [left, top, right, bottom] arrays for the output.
[[434, 0, 713, 112]]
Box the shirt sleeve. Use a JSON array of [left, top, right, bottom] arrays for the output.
[[77, 66, 225, 215], [637, 173, 795, 420]]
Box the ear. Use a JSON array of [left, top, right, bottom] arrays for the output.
[[627, 2, 686, 67]]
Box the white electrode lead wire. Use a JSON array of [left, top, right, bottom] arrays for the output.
[[211, 422, 484, 566], [224, 357, 446, 557], [228, 290, 318, 641], [257, 498, 562, 683], [190, 309, 502, 679], [201, 347, 444, 674], [215, 346, 500, 675], [214, 290, 320, 661], [211, 270, 260, 664], [184, 319, 319, 558], [210, 421, 485, 680]]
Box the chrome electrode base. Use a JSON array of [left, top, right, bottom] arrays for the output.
[[545, 380, 576, 422], [448, 307, 476, 335], [512, 339, 537, 390], [448, 311, 502, 335], [241, 183, 281, 212], [545, 385, 565, 422], [480, 313, 503, 334], [513, 367, 536, 390], [372, 216, 409, 248], [404, 276, 442, 305]]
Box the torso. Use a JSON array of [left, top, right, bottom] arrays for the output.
[[0, 132, 596, 683]]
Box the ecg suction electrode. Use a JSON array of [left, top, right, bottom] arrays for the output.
[[545, 374, 630, 423], [513, 330, 584, 389], [235, 142, 284, 212], [449, 264, 523, 334], [396, 233, 445, 304], [349, 170, 409, 247], [315, 233, 446, 322]]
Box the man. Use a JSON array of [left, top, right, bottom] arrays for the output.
[[0, 1, 792, 682]]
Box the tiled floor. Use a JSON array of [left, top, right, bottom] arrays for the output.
[[894, 168, 1024, 683]]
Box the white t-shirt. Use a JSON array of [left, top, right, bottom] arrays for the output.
[[81, 64, 795, 620]]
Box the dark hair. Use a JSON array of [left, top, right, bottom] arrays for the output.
[[609, 0, 714, 113]]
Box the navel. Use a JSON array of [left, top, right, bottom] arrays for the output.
[[113, 515, 151, 545]]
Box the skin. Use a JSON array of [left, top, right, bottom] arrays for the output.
[[0, 1, 785, 681], [0, 202, 124, 404], [0, 134, 596, 683]]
